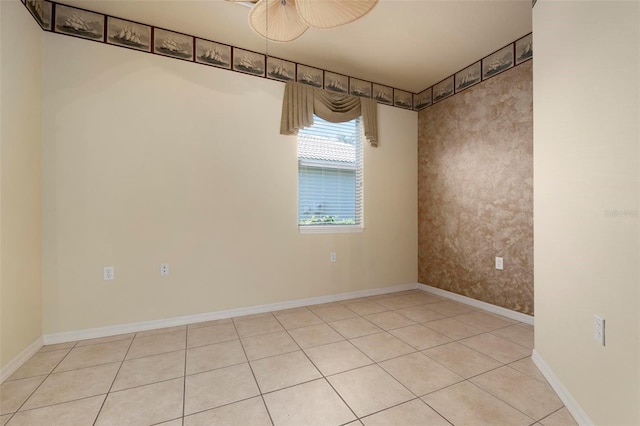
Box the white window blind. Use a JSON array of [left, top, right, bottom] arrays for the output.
[[297, 116, 363, 228]]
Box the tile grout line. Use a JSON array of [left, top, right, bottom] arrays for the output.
[[181, 326, 187, 426], [92, 335, 136, 426], [463, 379, 538, 423], [231, 315, 276, 426], [8, 340, 80, 419], [272, 313, 361, 424]]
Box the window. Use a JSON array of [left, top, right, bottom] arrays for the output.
[[297, 116, 363, 232]]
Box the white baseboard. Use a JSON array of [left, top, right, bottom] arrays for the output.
[[1, 336, 43, 383], [417, 283, 534, 325], [532, 349, 592, 426], [43, 282, 418, 345]]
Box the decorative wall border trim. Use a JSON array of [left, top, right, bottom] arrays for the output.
[[414, 32, 532, 110], [21, 0, 532, 112]]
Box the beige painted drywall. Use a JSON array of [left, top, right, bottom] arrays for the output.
[[533, 2, 639, 425], [0, 1, 43, 369], [41, 33, 418, 334]]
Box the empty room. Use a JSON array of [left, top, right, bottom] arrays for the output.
[[1, 0, 638, 425]]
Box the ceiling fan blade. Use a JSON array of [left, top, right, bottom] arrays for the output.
[[249, 0, 309, 42], [295, 0, 378, 29]]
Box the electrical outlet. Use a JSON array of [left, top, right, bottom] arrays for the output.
[[160, 263, 169, 276], [594, 315, 605, 346], [104, 266, 114, 281], [495, 257, 504, 270], [330, 252, 337, 263]]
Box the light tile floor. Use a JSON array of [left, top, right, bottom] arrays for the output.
[[0, 290, 578, 426]]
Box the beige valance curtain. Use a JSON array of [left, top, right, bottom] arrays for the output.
[[280, 81, 378, 147]]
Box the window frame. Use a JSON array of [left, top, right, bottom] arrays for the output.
[[297, 116, 364, 234]]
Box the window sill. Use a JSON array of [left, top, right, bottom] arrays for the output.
[[299, 225, 364, 234]]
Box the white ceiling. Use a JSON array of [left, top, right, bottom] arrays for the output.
[[62, 0, 532, 92]]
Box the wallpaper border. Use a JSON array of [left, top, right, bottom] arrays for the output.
[[21, 0, 532, 112]]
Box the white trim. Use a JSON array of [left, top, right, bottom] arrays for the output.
[[532, 350, 593, 426], [299, 225, 364, 234], [1, 336, 43, 383], [417, 283, 534, 325], [43, 283, 418, 345], [299, 159, 356, 170]]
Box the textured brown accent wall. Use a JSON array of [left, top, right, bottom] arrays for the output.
[[418, 61, 533, 315]]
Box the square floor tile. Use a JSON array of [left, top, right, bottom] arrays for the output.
[[126, 330, 186, 360], [375, 296, 421, 310], [328, 317, 382, 339], [38, 342, 76, 353], [453, 311, 516, 331], [394, 306, 445, 323], [509, 357, 547, 383], [264, 379, 355, 426], [187, 322, 238, 348], [184, 396, 271, 426], [422, 381, 533, 426], [112, 350, 185, 391], [350, 332, 415, 362], [422, 318, 485, 340], [288, 323, 344, 349], [471, 366, 563, 420], [364, 311, 416, 330], [389, 324, 452, 350], [0, 376, 45, 415], [186, 340, 246, 375], [155, 420, 182, 426], [328, 365, 414, 417], [184, 363, 259, 415], [233, 313, 284, 337], [6, 395, 104, 426], [342, 301, 387, 316], [540, 407, 578, 426], [304, 341, 372, 376], [366, 293, 398, 301], [380, 352, 463, 396], [411, 292, 447, 304], [428, 301, 477, 316], [187, 318, 233, 330], [423, 342, 502, 378], [361, 399, 449, 426], [8, 350, 69, 380], [95, 378, 183, 426], [75, 333, 135, 347], [54, 340, 130, 372], [241, 331, 299, 361], [135, 325, 186, 337], [492, 324, 535, 349], [274, 310, 324, 330], [460, 333, 531, 364], [251, 351, 321, 393], [309, 304, 359, 322], [22, 363, 119, 410]]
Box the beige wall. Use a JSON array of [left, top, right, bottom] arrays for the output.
[[418, 62, 533, 315], [533, 2, 639, 424], [41, 34, 418, 334], [0, 1, 43, 369]]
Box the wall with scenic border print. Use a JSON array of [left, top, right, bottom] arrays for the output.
[[418, 61, 533, 315], [40, 33, 418, 334]]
